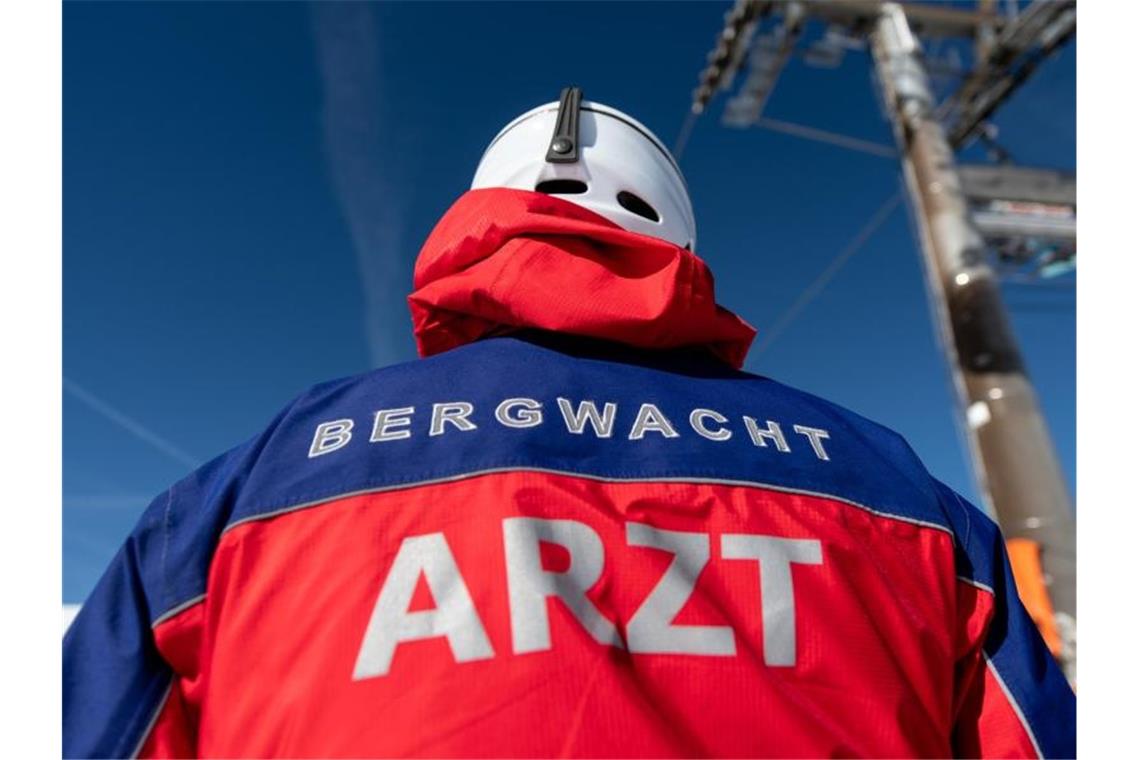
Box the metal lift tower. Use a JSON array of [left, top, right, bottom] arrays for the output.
[[683, 0, 1076, 678]]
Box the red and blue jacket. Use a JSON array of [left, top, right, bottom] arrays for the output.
[[63, 189, 1075, 758]]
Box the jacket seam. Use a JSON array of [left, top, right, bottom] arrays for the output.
[[151, 593, 206, 629], [983, 654, 1045, 759], [128, 675, 174, 759], [222, 465, 954, 538]]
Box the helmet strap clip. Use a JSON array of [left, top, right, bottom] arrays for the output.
[[545, 86, 582, 164]]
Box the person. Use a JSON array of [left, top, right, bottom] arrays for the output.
[[63, 87, 1075, 758]]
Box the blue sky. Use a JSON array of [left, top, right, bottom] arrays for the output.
[[63, 1, 1075, 604]]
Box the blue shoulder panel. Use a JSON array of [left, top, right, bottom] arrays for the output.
[[930, 481, 1075, 758], [230, 333, 952, 537], [63, 408, 292, 758]]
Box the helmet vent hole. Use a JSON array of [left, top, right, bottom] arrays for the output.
[[617, 191, 660, 223], [535, 179, 588, 195]]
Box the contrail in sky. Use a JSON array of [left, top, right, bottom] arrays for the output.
[[63, 378, 202, 469], [312, 2, 410, 367]]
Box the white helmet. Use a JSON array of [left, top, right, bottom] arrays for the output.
[[471, 87, 697, 251]]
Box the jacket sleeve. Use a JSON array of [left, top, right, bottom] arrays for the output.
[[63, 446, 248, 759], [934, 480, 1076, 759]]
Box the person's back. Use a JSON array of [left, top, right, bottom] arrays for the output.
[[64, 89, 1074, 758]]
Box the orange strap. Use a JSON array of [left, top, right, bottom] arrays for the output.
[[1005, 538, 1062, 657]]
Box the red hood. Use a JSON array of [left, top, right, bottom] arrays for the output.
[[408, 188, 756, 368]]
